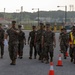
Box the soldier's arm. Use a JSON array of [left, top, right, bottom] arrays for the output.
[[28, 32, 31, 44], [34, 31, 37, 45], [23, 33, 26, 45], [41, 35, 44, 48], [53, 33, 56, 47], [11, 28, 19, 34], [4, 30, 8, 39]]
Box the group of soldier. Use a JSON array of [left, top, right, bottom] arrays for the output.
[[28, 22, 56, 64], [0, 20, 75, 65], [59, 25, 75, 64], [28, 23, 75, 64], [0, 21, 26, 65]]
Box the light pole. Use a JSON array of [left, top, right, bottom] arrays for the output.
[[32, 8, 39, 26], [16, 6, 23, 24], [57, 6, 67, 25], [4, 8, 5, 21], [20, 6, 23, 24]]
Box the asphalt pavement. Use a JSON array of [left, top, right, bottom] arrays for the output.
[[0, 30, 75, 75]]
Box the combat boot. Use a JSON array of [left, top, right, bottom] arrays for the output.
[[1, 55, 3, 59], [10, 60, 16, 65], [64, 56, 67, 59], [29, 57, 32, 59], [45, 60, 49, 64], [34, 56, 36, 59], [74, 59, 75, 64], [12, 60, 16, 65], [50, 57, 53, 62], [71, 58, 73, 62]]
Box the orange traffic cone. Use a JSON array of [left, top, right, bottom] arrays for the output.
[[56, 54, 63, 66], [48, 62, 54, 75], [66, 52, 69, 57]]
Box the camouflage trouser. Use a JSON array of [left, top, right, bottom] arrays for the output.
[[18, 42, 24, 57], [41, 47, 45, 60], [36, 43, 42, 59], [69, 46, 75, 61], [29, 43, 37, 57], [8, 42, 18, 61], [44, 44, 54, 61], [0, 42, 4, 56]]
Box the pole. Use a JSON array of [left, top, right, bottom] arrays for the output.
[[4, 8, 5, 20], [20, 6, 23, 24], [38, 8, 39, 26], [65, 6, 67, 24]]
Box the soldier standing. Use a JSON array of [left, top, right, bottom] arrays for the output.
[[60, 28, 68, 59], [35, 23, 45, 60], [42, 23, 56, 63], [59, 28, 64, 53], [69, 26, 75, 64], [18, 25, 26, 59], [0, 23, 5, 58], [28, 26, 37, 59], [5, 21, 19, 65]]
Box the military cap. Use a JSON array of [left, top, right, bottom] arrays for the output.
[[0, 23, 2, 26], [32, 25, 36, 28], [61, 28, 63, 31], [18, 25, 22, 28], [63, 28, 66, 30], [39, 22, 44, 26], [12, 21, 16, 23], [72, 25, 75, 30], [46, 22, 50, 27]]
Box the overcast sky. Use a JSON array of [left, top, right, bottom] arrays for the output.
[[0, 0, 75, 12]]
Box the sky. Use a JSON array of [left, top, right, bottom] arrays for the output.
[[0, 0, 75, 12]]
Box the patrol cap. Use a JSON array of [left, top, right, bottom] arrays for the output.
[[32, 25, 36, 28], [72, 25, 75, 30], [63, 28, 66, 30], [12, 21, 16, 24], [61, 28, 63, 31], [0, 23, 2, 26], [46, 22, 50, 27], [39, 22, 44, 26], [18, 25, 22, 28]]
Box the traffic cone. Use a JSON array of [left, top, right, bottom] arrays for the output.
[[66, 52, 69, 57], [48, 62, 54, 75], [56, 54, 63, 66]]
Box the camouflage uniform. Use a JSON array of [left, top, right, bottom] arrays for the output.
[[28, 30, 37, 59], [43, 31, 55, 62], [69, 31, 75, 63], [36, 29, 45, 60], [18, 30, 26, 59], [60, 32, 68, 59], [0, 28, 5, 58], [7, 28, 18, 61]]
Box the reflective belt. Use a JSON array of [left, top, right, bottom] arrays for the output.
[[70, 32, 75, 44]]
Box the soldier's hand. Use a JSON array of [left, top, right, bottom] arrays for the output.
[[53, 43, 56, 48], [71, 44, 74, 48], [25, 42, 26, 45], [41, 44, 43, 48], [28, 42, 29, 45]]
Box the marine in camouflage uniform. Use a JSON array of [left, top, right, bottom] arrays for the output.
[[35, 23, 45, 60], [18, 25, 26, 59], [60, 28, 68, 59], [5, 21, 19, 65], [69, 26, 75, 64], [28, 26, 37, 59], [42, 23, 56, 63], [59, 28, 64, 53], [0, 23, 5, 58]]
